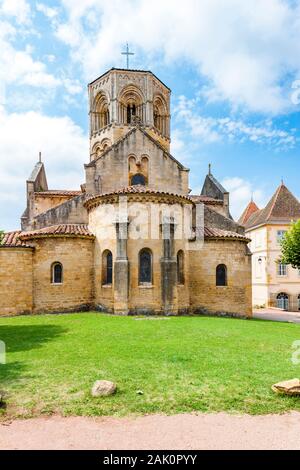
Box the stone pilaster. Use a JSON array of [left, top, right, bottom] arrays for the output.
[[113, 220, 130, 315], [160, 218, 178, 315]]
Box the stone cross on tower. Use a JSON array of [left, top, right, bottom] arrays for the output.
[[121, 43, 134, 69]]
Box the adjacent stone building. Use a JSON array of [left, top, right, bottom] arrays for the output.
[[1, 68, 252, 317], [239, 183, 300, 311]]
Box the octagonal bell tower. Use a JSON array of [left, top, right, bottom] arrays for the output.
[[88, 68, 171, 161]]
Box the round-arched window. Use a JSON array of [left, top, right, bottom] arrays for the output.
[[51, 262, 63, 284], [131, 173, 146, 186], [216, 264, 227, 286]]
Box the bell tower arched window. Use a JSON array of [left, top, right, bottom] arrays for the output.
[[131, 173, 146, 186], [93, 92, 110, 133]]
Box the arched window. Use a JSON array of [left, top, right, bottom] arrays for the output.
[[102, 250, 113, 285], [127, 104, 136, 124], [177, 250, 185, 285], [93, 92, 110, 132], [51, 262, 63, 284], [131, 173, 146, 186], [139, 249, 152, 284], [277, 293, 289, 310], [216, 264, 227, 286]]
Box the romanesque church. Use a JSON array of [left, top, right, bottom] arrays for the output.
[[0, 68, 252, 317]]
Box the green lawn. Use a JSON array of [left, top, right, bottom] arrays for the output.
[[1, 312, 300, 418]]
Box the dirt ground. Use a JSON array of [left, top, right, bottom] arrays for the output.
[[1, 412, 300, 450]]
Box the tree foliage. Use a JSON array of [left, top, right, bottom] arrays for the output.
[[0, 230, 4, 245], [280, 219, 300, 269]]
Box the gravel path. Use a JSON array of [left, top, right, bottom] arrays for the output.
[[253, 308, 300, 323], [1, 412, 300, 450]]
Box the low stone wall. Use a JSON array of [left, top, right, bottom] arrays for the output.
[[0, 247, 33, 315]]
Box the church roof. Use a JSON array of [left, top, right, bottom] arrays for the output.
[[238, 200, 260, 225], [84, 185, 193, 209], [34, 190, 82, 197], [204, 226, 250, 242], [189, 195, 223, 205], [244, 183, 300, 230], [89, 68, 171, 92], [1, 231, 32, 248], [85, 126, 188, 171], [19, 224, 94, 241]]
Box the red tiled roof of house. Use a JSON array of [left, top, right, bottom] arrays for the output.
[[34, 190, 82, 197], [245, 183, 300, 229], [19, 224, 94, 240], [238, 200, 260, 225]]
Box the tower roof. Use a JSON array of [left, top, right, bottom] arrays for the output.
[[244, 183, 300, 229], [238, 200, 260, 225], [88, 67, 171, 91]]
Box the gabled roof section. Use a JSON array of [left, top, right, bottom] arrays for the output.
[[1, 231, 32, 248], [85, 125, 189, 171], [238, 200, 260, 225], [28, 161, 48, 191], [201, 171, 228, 201], [245, 183, 300, 229], [89, 68, 171, 92]]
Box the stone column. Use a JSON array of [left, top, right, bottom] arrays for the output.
[[113, 220, 130, 315], [160, 217, 178, 315]]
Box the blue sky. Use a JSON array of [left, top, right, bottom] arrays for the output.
[[0, 0, 300, 231]]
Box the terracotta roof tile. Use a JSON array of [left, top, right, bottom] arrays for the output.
[[238, 200, 260, 225], [203, 226, 250, 241], [85, 185, 192, 206], [245, 184, 300, 229], [34, 190, 81, 197], [189, 195, 223, 205], [19, 224, 94, 240], [1, 231, 32, 248]]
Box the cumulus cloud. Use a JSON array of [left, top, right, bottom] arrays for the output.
[[54, 0, 300, 114], [175, 95, 298, 148], [0, 105, 88, 230], [221, 177, 267, 220], [0, 0, 31, 25]]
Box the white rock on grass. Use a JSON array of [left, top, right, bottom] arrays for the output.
[[91, 380, 116, 397]]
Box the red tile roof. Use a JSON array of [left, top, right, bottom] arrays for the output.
[[85, 185, 193, 205], [19, 224, 94, 241], [204, 226, 250, 241], [245, 184, 300, 229], [1, 231, 32, 248], [238, 200, 260, 225], [34, 190, 82, 197]]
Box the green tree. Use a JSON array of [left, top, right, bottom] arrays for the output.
[[280, 219, 300, 269], [0, 230, 4, 245]]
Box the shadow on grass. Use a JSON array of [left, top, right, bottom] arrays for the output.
[[0, 324, 66, 353]]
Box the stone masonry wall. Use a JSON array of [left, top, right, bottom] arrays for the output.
[[0, 248, 33, 315], [189, 239, 252, 317], [32, 237, 94, 313]]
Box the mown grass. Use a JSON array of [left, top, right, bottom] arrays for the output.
[[1, 312, 300, 418]]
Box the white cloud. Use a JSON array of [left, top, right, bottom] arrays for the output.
[[36, 3, 59, 19], [0, 0, 31, 25], [174, 95, 297, 149], [0, 106, 88, 231], [221, 177, 267, 220], [55, 0, 300, 114]]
